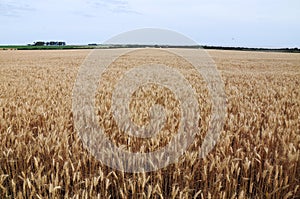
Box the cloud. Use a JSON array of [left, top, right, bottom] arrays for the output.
[[0, 1, 34, 17], [87, 0, 141, 15], [69, 0, 141, 18], [72, 11, 96, 18]]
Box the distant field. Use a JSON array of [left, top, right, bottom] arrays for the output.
[[0, 45, 96, 50], [1, 45, 300, 53], [0, 49, 299, 198]]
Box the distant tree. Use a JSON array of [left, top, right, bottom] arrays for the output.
[[34, 41, 45, 46], [58, 42, 66, 46]]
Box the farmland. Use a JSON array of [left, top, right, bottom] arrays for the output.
[[0, 49, 299, 198]]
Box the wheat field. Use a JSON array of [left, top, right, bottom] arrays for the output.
[[0, 49, 299, 198]]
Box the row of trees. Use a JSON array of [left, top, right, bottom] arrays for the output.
[[29, 41, 66, 46]]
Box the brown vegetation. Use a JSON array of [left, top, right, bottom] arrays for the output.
[[0, 49, 299, 198]]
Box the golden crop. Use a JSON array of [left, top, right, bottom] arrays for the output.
[[0, 49, 299, 198]]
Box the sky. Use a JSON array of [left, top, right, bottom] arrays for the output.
[[0, 0, 299, 47]]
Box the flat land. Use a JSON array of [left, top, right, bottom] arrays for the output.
[[0, 49, 299, 198]]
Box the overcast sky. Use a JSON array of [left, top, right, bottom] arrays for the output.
[[0, 0, 299, 47]]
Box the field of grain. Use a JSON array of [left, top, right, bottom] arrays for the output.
[[0, 49, 299, 198]]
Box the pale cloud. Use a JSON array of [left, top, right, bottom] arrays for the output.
[[86, 0, 140, 15], [0, 0, 34, 17]]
